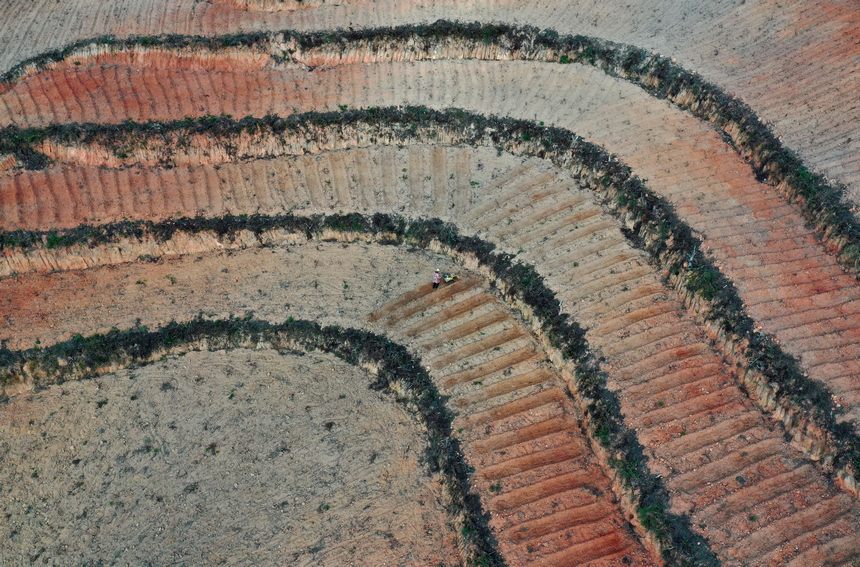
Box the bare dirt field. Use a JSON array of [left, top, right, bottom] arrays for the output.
[[0, 348, 460, 565], [0, 242, 655, 565]]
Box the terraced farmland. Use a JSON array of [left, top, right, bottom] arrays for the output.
[[2, 3, 860, 566], [3, 51, 860, 425]]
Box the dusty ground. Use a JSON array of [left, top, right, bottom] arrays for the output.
[[0, 241, 459, 350], [0, 348, 460, 566]]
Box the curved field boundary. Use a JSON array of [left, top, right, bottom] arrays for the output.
[[0, 316, 505, 566], [1, 20, 857, 277], [0, 221, 716, 566], [1, 107, 856, 494]]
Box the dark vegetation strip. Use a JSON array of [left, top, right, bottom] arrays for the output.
[[0, 20, 856, 276], [1, 211, 720, 566], [0, 316, 505, 567], [0, 106, 856, 491]]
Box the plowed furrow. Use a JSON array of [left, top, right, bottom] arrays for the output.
[[384, 277, 478, 324], [368, 282, 434, 321], [490, 470, 599, 514], [491, 197, 588, 240], [536, 240, 631, 277], [731, 495, 855, 564], [419, 309, 508, 351], [468, 175, 561, 228], [614, 344, 710, 379], [558, 266, 654, 302], [403, 294, 495, 338], [600, 322, 687, 359], [591, 303, 679, 337], [621, 363, 724, 395], [441, 347, 539, 389], [473, 431, 582, 470], [453, 368, 554, 409], [528, 532, 634, 567], [429, 326, 524, 369], [699, 464, 819, 526], [506, 208, 600, 249], [459, 388, 566, 429], [628, 387, 739, 429], [558, 252, 637, 283], [629, 373, 732, 416], [663, 426, 781, 478], [786, 534, 860, 566], [526, 220, 622, 263], [461, 164, 548, 220], [656, 412, 763, 458], [576, 285, 667, 321], [538, 236, 631, 272], [672, 438, 785, 494], [461, 397, 568, 440], [470, 417, 577, 454], [503, 501, 611, 544], [636, 401, 749, 450]]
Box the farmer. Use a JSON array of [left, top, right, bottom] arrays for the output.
[[432, 269, 442, 289]]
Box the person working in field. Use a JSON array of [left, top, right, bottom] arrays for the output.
[[432, 269, 442, 289]]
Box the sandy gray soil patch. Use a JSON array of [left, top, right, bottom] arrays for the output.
[[0, 348, 460, 566]]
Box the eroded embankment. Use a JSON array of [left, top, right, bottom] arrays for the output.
[[0, 318, 504, 566], [2, 21, 856, 280], [2, 110, 855, 496]]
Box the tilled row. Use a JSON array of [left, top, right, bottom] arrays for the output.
[[371, 279, 652, 566]]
